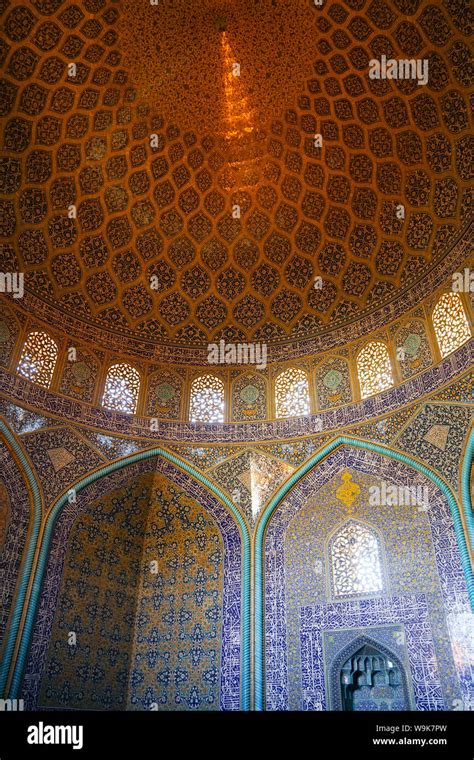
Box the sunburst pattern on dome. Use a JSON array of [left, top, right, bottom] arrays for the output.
[[0, 0, 472, 357]]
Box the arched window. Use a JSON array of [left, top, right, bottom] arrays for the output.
[[432, 293, 471, 358], [102, 363, 140, 414], [189, 375, 224, 423], [329, 520, 384, 599], [275, 367, 310, 418], [17, 331, 58, 388], [357, 341, 393, 399]]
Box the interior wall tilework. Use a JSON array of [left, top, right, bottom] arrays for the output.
[[22, 457, 241, 710], [394, 320, 434, 381], [264, 448, 473, 711], [315, 357, 352, 411], [301, 596, 444, 711], [127, 476, 224, 711], [394, 403, 472, 489], [231, 372, 267, 421], [0, 398, 59, 435], [59, 344, 101, 402], [0, 442, 31, 649], [21, 425, 106, 505], [38, 471, 154, 710], [0, 305, 20, 369], [145, 370, 183, 420], [156, 459, 242, 711]]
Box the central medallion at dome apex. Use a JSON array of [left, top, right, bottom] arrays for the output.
[[120, 0, 316, 135]]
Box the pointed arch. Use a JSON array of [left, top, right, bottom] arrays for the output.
[[0, 420, 43, 697], [231, 370, 268, 421], [432, 292, 471, 358], [356, 341, 393, 398], [255, 435, 474, 710], [145, 367, 183, 419], [329, 634, 413, 711], [189, 374, 225, 423], [102, 362, 141, 414], [327, 517, 386, 600], [393, 318, 433, 380], [0, 443, 251, 710], [274, 366, 310, 418], [17, 331, 58, 388]]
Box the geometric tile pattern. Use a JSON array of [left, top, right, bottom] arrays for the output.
[[0, 440, 31, 648], [1, 0, 471, 353], [22, 456, 243, 711], [21, 426, 105, 504], [1, 347, 472, 447], [395, 404, 472, 488], [301, 596, 444, 710]]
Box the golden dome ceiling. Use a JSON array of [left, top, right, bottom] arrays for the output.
[[0, 0, 472, 359]]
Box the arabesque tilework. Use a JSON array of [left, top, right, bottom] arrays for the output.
[[0, 335, 471, 712], [0, 0, 472, 716], [264, 448, 473, 712], [0, 340, 471, 442], [22, 456, 242, 711], [0, 441, 31, 648]]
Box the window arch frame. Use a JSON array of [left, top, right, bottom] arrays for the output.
[[431, 291, 471, 359], [274, 366, 311, 419], [102, 361, 141, 415], [356, 340, 394, 399], [189, 373, 225, 423], [326, 518, 388, 602], [17, 330, 59, 389]]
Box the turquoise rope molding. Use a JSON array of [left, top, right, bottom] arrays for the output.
[[0, 420, 43, 697], [254, 436, 474, 712], [0, 443, 252, 711], [461, 428, 474, 551]]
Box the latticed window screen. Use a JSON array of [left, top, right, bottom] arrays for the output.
[[102, 363, 140, 414], [432, 293, 471, 358], [330, 521, 384, 598], [357, 341, 393, 399], [189, 374, 225, 423], [17, 331, 58, 388], [275, 367, 310, 418]]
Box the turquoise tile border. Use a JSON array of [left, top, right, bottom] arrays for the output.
[[0, 420, 43, 698], [254, 436, 474, 711], [461, 428, 474, 550], [0, 428, 251, 710]]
